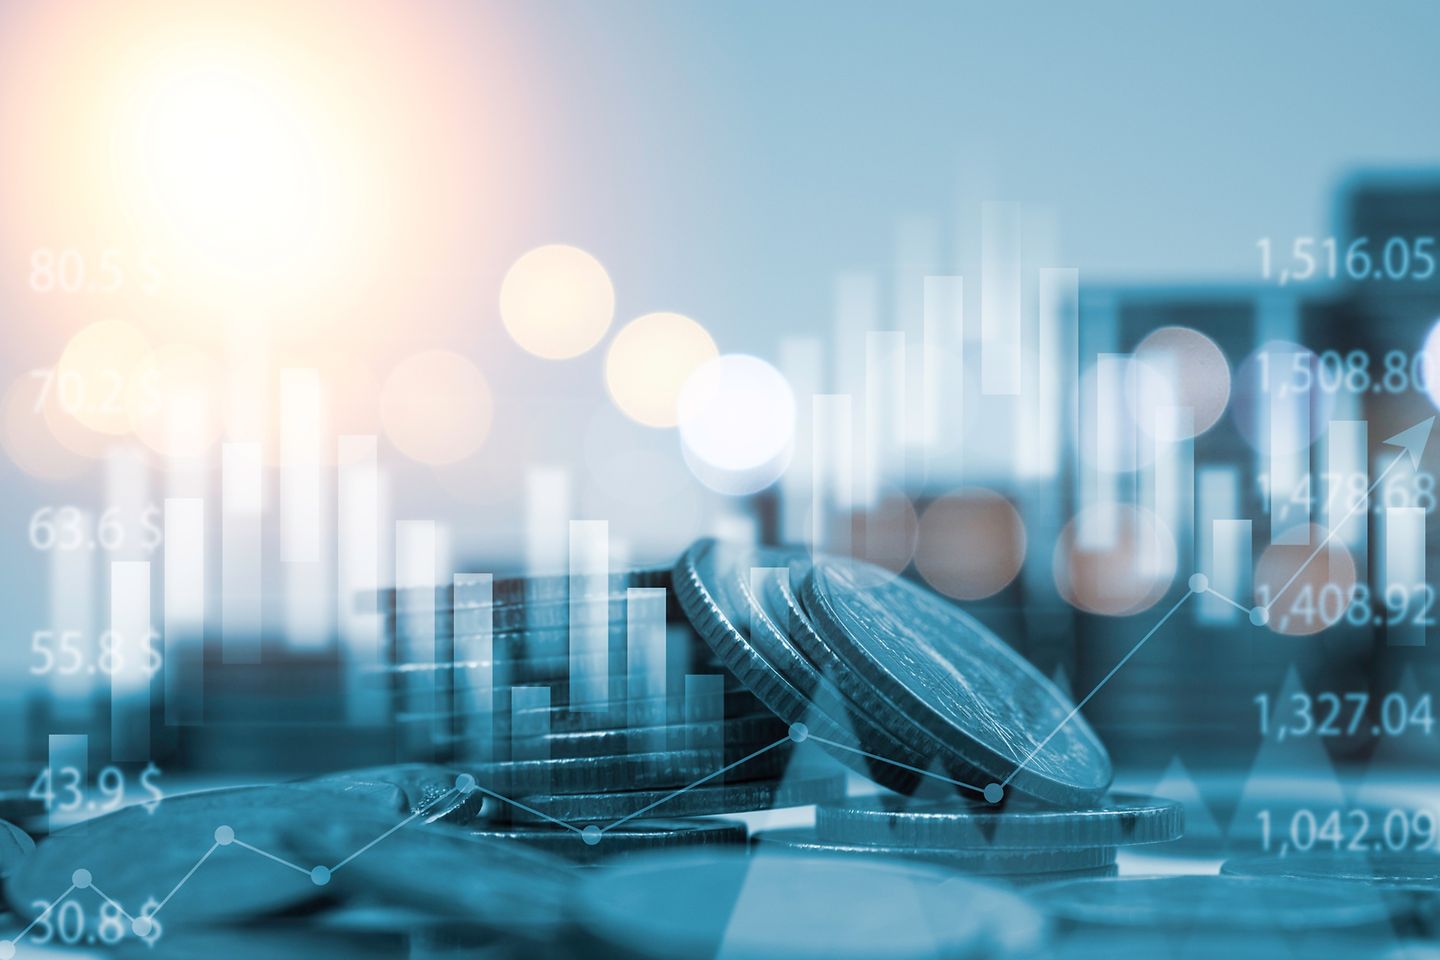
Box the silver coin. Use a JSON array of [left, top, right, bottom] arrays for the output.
[[815, 793, 1182, 849], [801, 558, 1111, 804], [672, 540, 929, 793], [752, 828, 1116, 874], [575, 849, 1047, 960], [375, 565, 673, 612], [471, 748, 791, 795], [282, 811, 572, 934], [1032, 875, 1394, 932], [499, 772, 847, 824], [8, 784, 412, 927], [532, 714, 789, 761], [302, 765, 484, 824], [468, 818, 747, 863], [1223, 852, 1440, 934]]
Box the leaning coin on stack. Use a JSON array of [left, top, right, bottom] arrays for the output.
[[753, 791, 1183, 884]]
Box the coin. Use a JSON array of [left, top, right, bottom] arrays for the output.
[[8, 785, 410, 927], [574, 849, 1046, 960], [468, 818, 747, 863], [302, 765, 485, 824], [801, 558, 1112, 804], [471, 748, 791, 795], [375, 565, 673, 613], [282, 811, 572, 934], [501, 688, 767, 732], [1222, 852, 1440, 934], [815, 793, 1182, 849], [532, 714, 789, 761], [1032, 875, 1394, 932], [751, 828, 1117, 874], [672, 540, 928, 793], [1003, 864, 1119, 886], [499, 772, 847, 824]]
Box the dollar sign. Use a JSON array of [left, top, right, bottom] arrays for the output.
[[137, 897, 162, 947], [139, 504, 163, 552], [140, 763, 163, 814]]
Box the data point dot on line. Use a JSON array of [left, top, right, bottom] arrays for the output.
[[1188, 573, 1209, 593], [72, 868, 92, 888], [1250, 606, 1270, 627], [310, 866, 331, 886], [983, 784, 1004, 804], [215, 825, 235, 845], [455, 773, 476, 793], [582, 825, 602, 846], [788, 722, 809, 743], [131, 917, 152, 937], [0, 939, 14, 959]]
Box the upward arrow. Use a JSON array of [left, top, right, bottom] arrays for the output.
[[1267, 415, 1435, 610], [1384, 416, 1435, 471]]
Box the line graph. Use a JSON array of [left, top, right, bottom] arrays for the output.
[[8, 419, 1427, 956]]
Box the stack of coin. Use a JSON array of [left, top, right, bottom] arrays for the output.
[[379, 565, 846, 859], [751, 791, 1183, 885]]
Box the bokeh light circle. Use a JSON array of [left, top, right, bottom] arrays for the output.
[[1132, 326, 1232, 437], [1, 376, 88, 481], [1053, 502, 1176, 616], [677, 354, 794, 496], [1254, 524, 1358, 636], [53, 319, 154, 436], [129, 344, 224, 460], [1229, 340, 1337, 454], [914, 488, 1026, 601], [605, 312, 718, 428], [499, 244, 615, 360], [380, 350, 493, 465]]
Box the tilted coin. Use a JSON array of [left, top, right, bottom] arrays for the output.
[[498, 772, 847, 824], [574, 849, 1047, 960], [9, 785, 412, 927], [1031, 875, 1394, 932], [470, 748, 792, 795], [302, 764, 484, 824], [815, 793, 1182, 849], [752, 828, 1117, 875], [801, 558, 1112, 804], [468, 818, 747, 864], [282, 811, 573, 934], [672, 540, 929, 794]]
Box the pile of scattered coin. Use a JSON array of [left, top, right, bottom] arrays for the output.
[[0, 539, 1429, 955]]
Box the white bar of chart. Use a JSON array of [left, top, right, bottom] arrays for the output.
[[1025, 268, 1076, 478], [923, 275, 963, 460], [811, 394, 853, 558], [1196, 467, 1239, 623], [1154, 406, 1195, 577], [396, 521, 438, 757], [626, 587, 667, 743], [163, 498, 204, 725], [980, 201, 1021, 396], [863, 331, 905, 505], [453, 573, 494, 762], [511, 686, 550, 793], [221, 442, 263, 663], [779, 337, 822, 544], [110, 560, 151, 761], [525, 467, 570, 575], [1327, 420, 1368, 550], [569, 520, 610, 713], [1269, 350, 1310, 544], [338, 435, 384, 724], [1385, 506, 1426, 647], [47, 509, 95, 719], [685, 674, 724, 780], [280, 369, 328, 650]]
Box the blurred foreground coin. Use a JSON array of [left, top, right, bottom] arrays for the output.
[[575, 849, 1046, 960]]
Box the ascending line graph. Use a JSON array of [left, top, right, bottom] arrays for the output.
[[1004, 416, 1434, 793], [10, 417, 1428, 955]]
